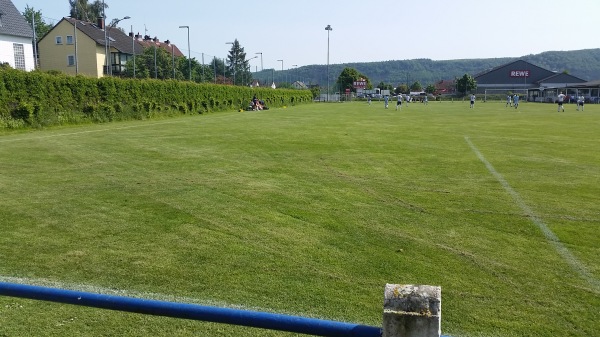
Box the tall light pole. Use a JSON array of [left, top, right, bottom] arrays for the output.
[[172, 43, 175, 79], [325, 24, 332, 101], [247, 55, 258, 86], [106, 16, 130, 76], [103, 0, 107, 75], [292, 64, 298, 85], [255, 52, 263, 71], [226, 41, 235, 85], [131, 25, 135, 78], [74, 18, 78, 75], [179, 25, 191, 81], [277, 59, 283, 85]]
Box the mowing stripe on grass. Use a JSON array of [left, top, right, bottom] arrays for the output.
[[464, 136, 600, 293]]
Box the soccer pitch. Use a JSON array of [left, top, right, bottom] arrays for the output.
[[0, 100, 598, 336]]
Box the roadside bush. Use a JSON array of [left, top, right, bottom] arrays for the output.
[[11, 101, 35, 123], [0, 67, 312, 130]]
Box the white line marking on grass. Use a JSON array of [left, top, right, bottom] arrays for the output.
[[0, 275, 341, 323], [0, 120, 182, 144], [464, 136, 600, 292], [0, 275, 264, 313]]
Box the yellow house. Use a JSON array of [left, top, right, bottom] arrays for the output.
[[38, 17, 141, 78]]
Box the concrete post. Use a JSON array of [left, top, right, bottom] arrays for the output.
[[383, 284, 441, 337]]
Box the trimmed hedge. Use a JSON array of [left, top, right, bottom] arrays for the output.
[[0, 68, 313, 129]]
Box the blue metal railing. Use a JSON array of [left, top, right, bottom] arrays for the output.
[[0, 281, 381, 337]]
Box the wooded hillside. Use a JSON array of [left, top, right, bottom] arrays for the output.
[[254, 49, 600, 88]]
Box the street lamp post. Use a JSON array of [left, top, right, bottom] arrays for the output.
[[103, 0, 107, 75], [255, 52, 263, 71], [246, 55, 258, 86], [179, 25, 191, 81], [226, 41, 235, 85], [131, 25, 135, 78], [325, 24, 332, 101], [292, 65, 297, 85], [105, 16, 130, 76], [277, 59, 283, 85]]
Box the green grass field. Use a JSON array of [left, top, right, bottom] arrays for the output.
[[1, 99, 599, 337]]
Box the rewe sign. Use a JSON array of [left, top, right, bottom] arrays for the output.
[[510, 70, 530, 77]]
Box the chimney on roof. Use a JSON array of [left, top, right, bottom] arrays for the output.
[[97, 17, 105, 30], [129, 32, 134, 37], [153, 37, 159, 43]]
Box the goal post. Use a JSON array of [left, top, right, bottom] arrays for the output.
[[483, 88, 528, 102]]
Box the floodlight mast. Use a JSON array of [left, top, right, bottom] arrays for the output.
[[325, 24, 332, 101]]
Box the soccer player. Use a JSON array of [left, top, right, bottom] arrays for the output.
[[423, 95, 428, 105], [470, 94, 475, 108], [384, 95, 389, 109], [513, 94, 519, 109], [396, 95, 402, 110], [506, 94, 512, 107], [557, 92, 566, 112], [577, 95, 584, 111]]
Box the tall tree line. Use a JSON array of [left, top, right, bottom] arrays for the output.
[[68, 0, 107, 22]]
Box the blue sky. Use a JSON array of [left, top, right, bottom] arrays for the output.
[[11, 0, 600, 70]]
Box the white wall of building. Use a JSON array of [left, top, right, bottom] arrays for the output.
[[0, 34, 35, 71]]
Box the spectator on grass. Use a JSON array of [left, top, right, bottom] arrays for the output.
[[470, 94, 476, 108], [250, 95, 263, 111]]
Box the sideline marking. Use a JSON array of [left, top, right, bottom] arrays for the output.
[[464, 136, 600, 292], [0, 275, 264, 313], [0, 120, 183, 144]]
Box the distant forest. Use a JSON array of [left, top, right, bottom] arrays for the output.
[[253, 49, 600, 88]]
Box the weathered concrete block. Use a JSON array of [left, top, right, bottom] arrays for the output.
[[383, 284, 441, 337]]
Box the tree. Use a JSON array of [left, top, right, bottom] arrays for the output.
[[410, 81, 422, 92], [377, 81, 393, 92], [226, 39, 252, 86], [425, 84, 436, 94], [395, 84, 408, 95], [310, 86, 320, 99], [69, 0, 107, 23], [335, 67, 371, 92], [456, 74, 477, 95], [123, 46, 180, 80], [22, 6, 53, 43], [209, 57, 229, 84]]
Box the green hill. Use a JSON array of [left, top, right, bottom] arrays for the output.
[[253, 49, 600, 88]]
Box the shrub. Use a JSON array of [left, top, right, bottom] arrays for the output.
[[0, 67, 312, 130]]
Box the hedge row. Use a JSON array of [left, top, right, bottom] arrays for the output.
[[0, 68, 313, 129]]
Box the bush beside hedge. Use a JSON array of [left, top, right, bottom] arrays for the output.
[[0, 68, 313, 130]]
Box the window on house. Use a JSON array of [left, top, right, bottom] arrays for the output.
[[67, 55, 75, 66], [66, 35, 74, 44], [13, 44, 26, 70], [55, 36, 62, 44]]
